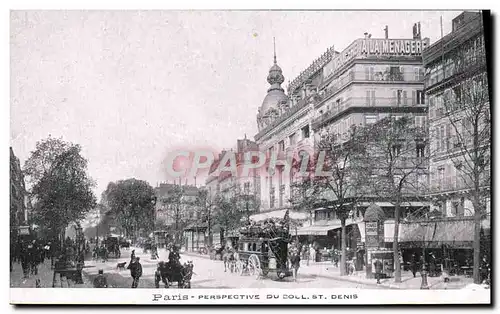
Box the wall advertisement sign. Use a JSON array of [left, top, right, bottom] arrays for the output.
[[324, 38, 430, 79]]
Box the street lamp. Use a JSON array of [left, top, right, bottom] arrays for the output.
[[418, 221, 437, 290], [95, 213, 100, 246]]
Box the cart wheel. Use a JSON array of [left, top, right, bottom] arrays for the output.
[[248, 254, 262, 279]]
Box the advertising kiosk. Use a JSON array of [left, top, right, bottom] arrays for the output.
[[364, 203, 394, 279]]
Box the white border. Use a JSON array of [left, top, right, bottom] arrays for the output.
[[4, 0, 498, 310], [10, 288, 492, 305]]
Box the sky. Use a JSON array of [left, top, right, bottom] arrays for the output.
[[10, 10, 463, 198]]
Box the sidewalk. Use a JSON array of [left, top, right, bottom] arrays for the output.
[[181, 251, 473, 289], [10, 259, 93, 288]]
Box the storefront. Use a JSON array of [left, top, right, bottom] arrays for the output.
[[183, 225, 207, 252]]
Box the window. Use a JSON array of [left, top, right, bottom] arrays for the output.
[[397, 90, 403, 105], [416, 90, 425, 105], [440, 125, 446, 153], [301, 125, 310, 139], [366, 90, 376, 106], [289, 133, 297, 145], [267, 146, 273, 158], [392, 143, 402, 156], [278, 140, 285, 152], [414, 67, 423, 81], [415, 116, 426, 128], [416, 142, 425, 157], [365, 114, 378, 125], [453, 86, 462, 107]]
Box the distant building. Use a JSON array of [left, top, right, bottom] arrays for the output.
[[10, 147, 28, 233], [154, 182, 202, 250]]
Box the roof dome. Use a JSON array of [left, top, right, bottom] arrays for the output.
[[261, 89, 288, 114], [260, 39, 287, 115]]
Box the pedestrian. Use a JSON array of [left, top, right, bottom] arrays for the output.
[[93, 269, 108, 288], [308, 245, 315, 264], [479, 255, 490, 284], [129, 257, 142, 288], [410, 253, 418, 278], [374, 258, 383, 284], [28, 240, 39, 276], [289, 242, 301, 282]]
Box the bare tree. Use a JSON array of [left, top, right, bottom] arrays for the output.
[[364, 116, 429, 283], [314, 126, 370, 276]]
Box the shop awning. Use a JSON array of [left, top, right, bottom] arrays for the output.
[[250, 209, 309, 222], [296, 224, 340, 236], [358, 202, 428, 207], [399, 219, 474, 244]]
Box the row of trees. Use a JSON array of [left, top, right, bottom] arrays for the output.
[[291, 116, 427, 279]]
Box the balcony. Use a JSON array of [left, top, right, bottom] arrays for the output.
[[430, 175, 490, 194], [312, 97, 425, 129]]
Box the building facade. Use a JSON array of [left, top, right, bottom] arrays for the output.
[[10, 147, 29, 241], [205, 138, 261, 246], [423, 11, 490, 219], [252, 28, 432, 254], [422, 11, 491, 263]]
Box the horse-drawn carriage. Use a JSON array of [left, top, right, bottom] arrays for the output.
[[104, 236, 121, 258], [232, 217, 293, 280], [154, 260, 194, 288]]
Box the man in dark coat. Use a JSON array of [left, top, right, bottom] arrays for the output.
[[129, 257, 143, 288], [93, 269, 108, 288], [410, 253, 419, 278], [374, 259, 383, 284]]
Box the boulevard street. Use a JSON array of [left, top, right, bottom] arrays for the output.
[[83, 247, 382, 289]]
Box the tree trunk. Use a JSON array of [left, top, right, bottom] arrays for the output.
[[472, 190, 482, 284], [340, 218, 347, 276], [208, 213, 212, 247], [393, 200, 402, 283]]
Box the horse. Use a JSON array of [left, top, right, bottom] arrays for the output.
[[289, 246, 301, 282], [222, 248, 236, 273]]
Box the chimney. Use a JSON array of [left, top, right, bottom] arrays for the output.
[[364, 32, 368, 39], [418, 22, 422, 39], [368, 34, 372, 39], [384, 25, 389, 39]]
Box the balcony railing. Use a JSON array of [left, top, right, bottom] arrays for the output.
[[312, 97, 424, 129], [430, 176, 490, 194], [256, 68, 425, 140]]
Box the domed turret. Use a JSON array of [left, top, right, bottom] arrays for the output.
[[259, 38, 288, 116]]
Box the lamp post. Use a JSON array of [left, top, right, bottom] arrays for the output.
[[95, 213, 99, 246], [419, 221, 436, 290], [74, 225, 84, 284], [151, 196, 158, 260]]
